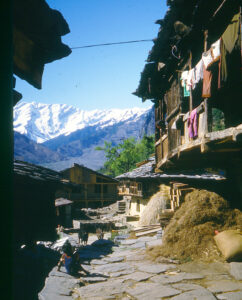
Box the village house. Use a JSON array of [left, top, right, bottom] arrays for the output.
[[6, 0, 72, 245], [116, 156, 225, 225], [7, 3, 72, 299], [61, 163, 119, 209], [134, 0, 242, 206], [116, 157, 170, 222], [13, 160, 78, 247]]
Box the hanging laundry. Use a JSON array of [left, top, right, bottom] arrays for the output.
[[202, 49, 213, 69], [187, 68, 195, 89], [188, 109, 198, 139], [222, 12, 240, 54], [211, 39, 220, 62], [219, 12, 241, 88], [180, 70, 190, 96], [193, 59, 203, 87], [184, 85, 190, 97], [180, 70, 189, 86], [202, 62, 212, 98]]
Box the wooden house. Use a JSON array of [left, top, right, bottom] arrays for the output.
[[116, 157, 168, 220], [3, 0, 72, 246], [7, 3, 72, 299], [61, 163, 119, 208], [134, 0, 242, 202], [14, 160, 77, 246], [116, 157, 226, 221]]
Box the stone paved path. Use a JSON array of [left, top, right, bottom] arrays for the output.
[[39, 234, 242, 300]]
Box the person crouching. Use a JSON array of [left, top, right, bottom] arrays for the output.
[[57, 241, 73, 274], [57, 240, 89, 276]]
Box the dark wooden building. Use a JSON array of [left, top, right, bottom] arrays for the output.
[[7, 3, 72, 299], [10, 0, 72, 245], [14, 160, 76, 246], [134, 0, 242, 202], [61, 163, 119, 208]]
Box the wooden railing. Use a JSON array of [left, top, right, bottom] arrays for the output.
[[118, 187, 142, 197], [156, 100, 210, 167]]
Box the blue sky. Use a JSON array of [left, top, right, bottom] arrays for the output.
[[16, 0, 167, 110]]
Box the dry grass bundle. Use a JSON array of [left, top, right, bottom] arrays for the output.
[[147, 189, 242, 262], [139, 185, 170, 226]]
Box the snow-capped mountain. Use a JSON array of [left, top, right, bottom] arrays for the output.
[[14, 102, 154, 170], [14, 102, 152, 143]]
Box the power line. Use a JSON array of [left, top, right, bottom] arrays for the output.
[[70, 39, 153, 49]]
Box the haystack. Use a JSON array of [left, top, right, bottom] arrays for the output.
[[139, 184, 170, 226], [147, 189, 242, 262]]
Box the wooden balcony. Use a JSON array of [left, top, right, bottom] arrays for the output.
[[118, 186, 143, 197], [155, 101, 242, 171]]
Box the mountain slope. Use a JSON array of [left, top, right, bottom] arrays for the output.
[[14, 102, 155, 170], [14, 131, 66, 164], [14, 102, 152, 143]]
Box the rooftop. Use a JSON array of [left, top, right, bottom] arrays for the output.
[[14, 160, 73, 185], [116, 157, 225, 181]]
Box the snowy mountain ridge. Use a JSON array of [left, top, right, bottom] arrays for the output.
[[14, 102, 151, 143]]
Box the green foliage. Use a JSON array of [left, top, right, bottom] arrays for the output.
[[212, 108, 225, 131], [95, 135, 155, 177]]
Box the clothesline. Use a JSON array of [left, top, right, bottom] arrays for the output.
[[70, 39, 153, 49]]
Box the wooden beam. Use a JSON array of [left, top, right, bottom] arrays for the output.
[[189, 51, 193, 112], [166, 106, 180, 123]]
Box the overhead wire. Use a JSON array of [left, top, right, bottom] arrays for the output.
[[70, 39, 153, 49]]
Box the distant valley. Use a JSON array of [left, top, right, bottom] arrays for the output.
[[14, 102, 155, 171]]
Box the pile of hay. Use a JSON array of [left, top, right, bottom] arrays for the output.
[[139, 184, 170, 226], [147, 189, 242, 262]]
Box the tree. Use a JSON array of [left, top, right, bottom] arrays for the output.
[[95, 135, 155, 177]]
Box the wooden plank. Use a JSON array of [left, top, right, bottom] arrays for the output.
[[135, 227, 161, 237], [155, 139, 162, 146], [166, 106, 180, 123], [132, 225, 160, 233]]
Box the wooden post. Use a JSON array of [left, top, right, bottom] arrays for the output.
[[189, 51, 193, 112], [203, 30, 212, 133], [204, 98, 209, 134], [201, 98, 212, 152]]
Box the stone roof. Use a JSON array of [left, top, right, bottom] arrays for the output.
[[14, 160, 73, 185], [116, 157, 226, 181], [116, 157, 156, 179]]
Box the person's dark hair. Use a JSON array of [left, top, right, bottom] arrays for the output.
[[62, 240, 72, 256]]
